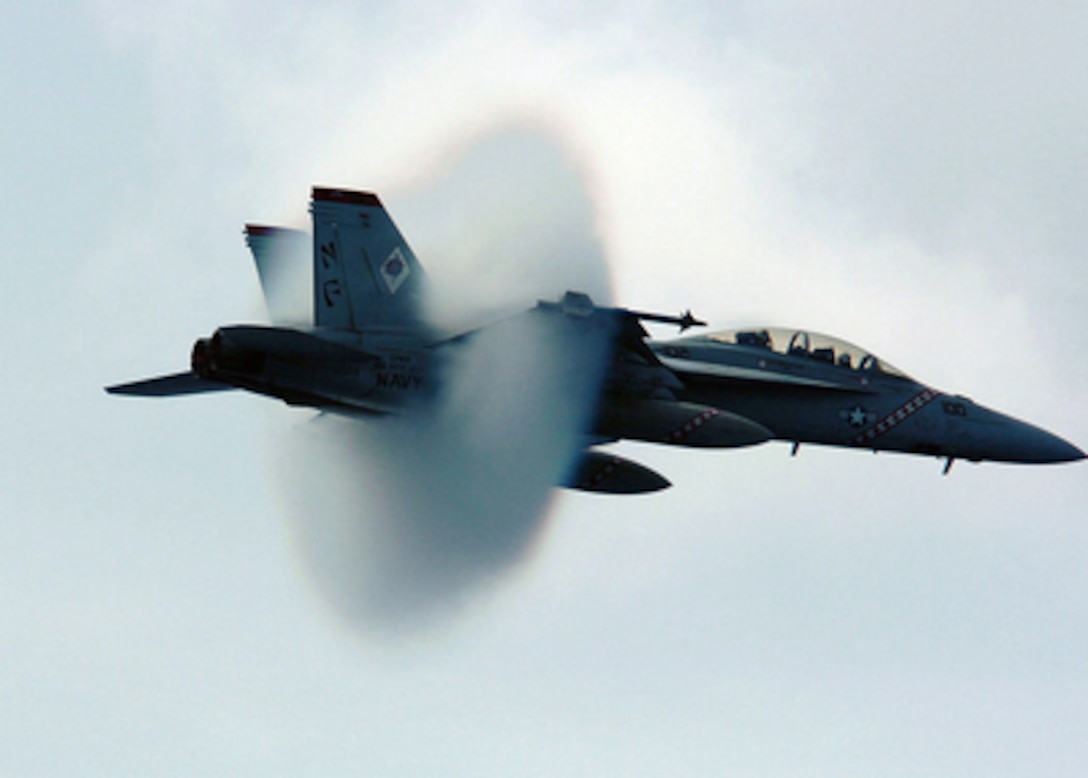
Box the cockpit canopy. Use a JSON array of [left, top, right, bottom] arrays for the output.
[[705, 327, 912, 380]]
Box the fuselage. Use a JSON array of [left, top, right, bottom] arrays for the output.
[[194, 320, 1083, 466], [107, 184, 1084, 492], [648, 328, 1084, 465], [190, 325, 434, 416]]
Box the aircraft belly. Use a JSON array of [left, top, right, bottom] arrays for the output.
[[210, 351, 432, 416]]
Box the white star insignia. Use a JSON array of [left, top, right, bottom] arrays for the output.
[[848, 406, 868, 427]]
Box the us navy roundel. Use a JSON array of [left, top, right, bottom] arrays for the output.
[[380, 247, 411, 294]]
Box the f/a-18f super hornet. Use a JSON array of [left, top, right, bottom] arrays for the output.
[[108, 187, 1084, 493]]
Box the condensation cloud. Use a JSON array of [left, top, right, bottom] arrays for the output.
[[273, 128, 612, 632]]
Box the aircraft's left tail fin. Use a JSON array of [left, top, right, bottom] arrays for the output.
[[310, 188, 427, 332], [244, 225, 311, 326]]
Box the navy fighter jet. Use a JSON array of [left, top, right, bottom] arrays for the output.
[[108, 187, 1084, 493]]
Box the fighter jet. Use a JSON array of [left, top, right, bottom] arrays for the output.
[[108, 187, 1084, 493]]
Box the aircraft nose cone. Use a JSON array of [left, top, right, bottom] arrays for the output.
[[975, 410, 1086, 464], [1035, 431, 1087, 463]]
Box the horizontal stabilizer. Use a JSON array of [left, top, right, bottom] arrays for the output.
[[105, 372, 234, 397]]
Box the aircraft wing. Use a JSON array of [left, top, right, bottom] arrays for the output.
[[106, 372, 234, 397]]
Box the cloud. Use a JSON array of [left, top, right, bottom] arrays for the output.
[[272, 129, 613, 632]]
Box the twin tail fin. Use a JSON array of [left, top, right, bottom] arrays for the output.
[[309, 188, 427, 332]]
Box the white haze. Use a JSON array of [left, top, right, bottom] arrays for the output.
[[397, 126, 613, 333], [273, 130, 613, 631]]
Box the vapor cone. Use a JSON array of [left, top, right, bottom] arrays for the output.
[[274, 128, 612, 631]]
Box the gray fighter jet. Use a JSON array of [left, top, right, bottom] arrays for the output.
[[108, 188, 1084, 493]]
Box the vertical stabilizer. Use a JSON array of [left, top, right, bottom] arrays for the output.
[[310, 188, 427, 332], [244, 225, 311, 326]]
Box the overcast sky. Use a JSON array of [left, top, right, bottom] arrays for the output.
[[4, 2, 1088, 775]]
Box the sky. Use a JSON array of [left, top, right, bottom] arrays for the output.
[[4, 1, 1088, 775]]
